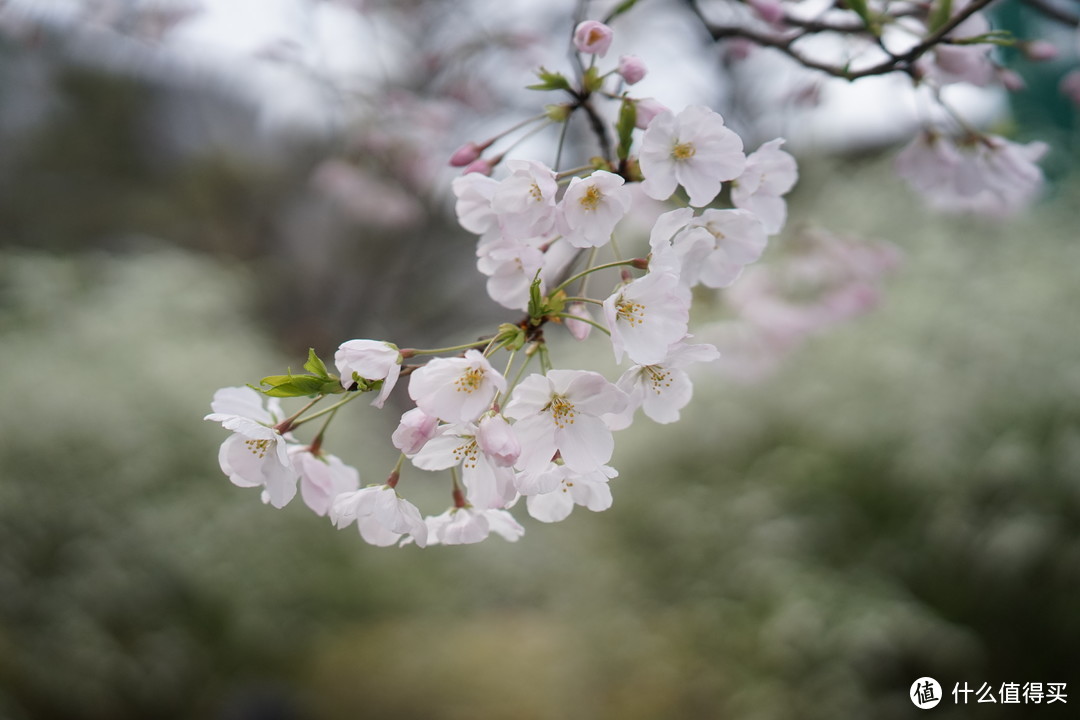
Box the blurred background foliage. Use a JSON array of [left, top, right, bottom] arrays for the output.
[[1, 2, 1079, 719]]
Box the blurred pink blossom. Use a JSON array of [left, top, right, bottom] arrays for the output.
[[573, 20, 614, 57]]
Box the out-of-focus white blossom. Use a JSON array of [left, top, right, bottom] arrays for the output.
[[331, 485, 428, 548], [895, 131, 1047, 217], [731, 138, 798, 235]]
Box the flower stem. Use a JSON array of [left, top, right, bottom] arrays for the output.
[[577, 247, 599, 296], [308, 406, 339, 454], [404, 338, 492, 357], [505, 344, 538, 395], [552, 259, 640, 295], [562, 295, 603, 306], [552, 312, 610, 335], [555, 164, 596, 180], [276, 395, 323, 434], [554, 111, 573, 173], [290, 391, 362, 429]]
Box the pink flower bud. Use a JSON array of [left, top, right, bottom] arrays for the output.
[[392, 408, 440, 456], [573, 20, 613, 57], [1060, 70, 1080, 107], [747, 0, 784, 25], [617, 55, 647, 85], [476, 415, 520, 467], [633, 97, 669, 129], [462, 158, 494, 176], [449, 142, 483, 167], [998, 68, 1026, 92], [564, 303, 593, 341], [1024, 40, 1058, 62]]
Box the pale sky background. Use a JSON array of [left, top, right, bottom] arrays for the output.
[[2, 0, 1005, 148]]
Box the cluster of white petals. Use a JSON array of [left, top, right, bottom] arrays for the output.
[[206, 27, 810, 550], [205, 386, 359, 513], [896, 131, 1048, 217]]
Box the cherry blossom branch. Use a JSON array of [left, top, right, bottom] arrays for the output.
[[402, 338, 492, 357], [288, 391, 363, 429], [551, 258, 645, 295], [552, 312, 611, 335], [687, 0, 1002, 81]]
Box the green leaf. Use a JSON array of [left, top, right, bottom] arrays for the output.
[[527, 271, 545, 322], [259, 374, 327, 397], [583, 66, 603, 94], [844, 0, 879, 35], [303, 348, 330, 379], [950, 30, 1014, 46], [496, 323, 527, 351], [616, 98, 637, 162], [527, 67, 572, 92], [546, 291, 566, 316], [928, 0, 952, 33], [603, 0, 638, 23]]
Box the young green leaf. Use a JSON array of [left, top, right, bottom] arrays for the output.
[[616, 97, 637, 162], [303, 348, 330, 379]]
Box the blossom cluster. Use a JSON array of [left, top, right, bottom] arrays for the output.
[[699, 0, 1053, 216], [202, 13, 804, 548], [204, 0, 1060, 548]]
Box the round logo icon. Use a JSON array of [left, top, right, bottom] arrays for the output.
[[910, 677, 942, 709]]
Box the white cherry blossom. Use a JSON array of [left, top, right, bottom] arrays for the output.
[[896, 131, 1047, 217], [558, 170, 632, 248], [408, 349, 506, 423], [424, 507, 525, 545], [290, 448, 361, 516], [916, 6, 995, 87], [504, 370, 628, 475], [451, 172, 499, 235], [411, 422, 517, 509], [602, 270, 691, 365], [525, 464, 616, 523], [639, 105, 746, 207], [334, 339, 402, 408], [605, 340, 720, 430], [731, 138, 798, 235], [205, 386, 298, 509], [476, 235, 547, 311], [330, 484, 428, 548], [651, 208, 768, 289], [491, 159, 559, 240]]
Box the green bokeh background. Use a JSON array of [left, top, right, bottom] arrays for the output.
[[2, 23, 1079, 720]]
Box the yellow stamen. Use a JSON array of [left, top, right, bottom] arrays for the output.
[[579, 184, 603, 211], [455, 367, 485, 393], [645, 365, 673, 394], [616, 298, 646, 327], [244, 438, 272, 459], [451, 439, 480, 470], [546, 395, 577, 429], [672, 142, 696, 160]]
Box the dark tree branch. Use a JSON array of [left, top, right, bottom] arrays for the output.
[[686, 0, 1002, 81]]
